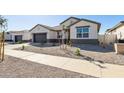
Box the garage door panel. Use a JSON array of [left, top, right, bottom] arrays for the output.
[[15, 35, 22, 42], [33, 33, 47, 43]]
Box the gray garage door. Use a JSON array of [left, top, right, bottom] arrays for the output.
[[33, 33, 47, 43], [15, 35, 22, 42]]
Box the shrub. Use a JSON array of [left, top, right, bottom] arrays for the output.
[[75, 48, 81, 56], [16, 41, 23, 44], [21, 45, 25, 50]]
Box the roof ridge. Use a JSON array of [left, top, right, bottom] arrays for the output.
[[60, 16, 80, 24]]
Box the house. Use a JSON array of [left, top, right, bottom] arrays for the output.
[[29, 17, 101, 44], [5, 30, 31, 42], [105, 21, 124, 43], [5, 17, 101, 44]]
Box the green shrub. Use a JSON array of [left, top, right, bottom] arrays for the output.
[[16, 41, 23, 44], [75, 48, 81, 56]]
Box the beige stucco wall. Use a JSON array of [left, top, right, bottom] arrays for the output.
[[30, 25, 57, 39], [49, 30, 57, 39], [11, 31, 31, 42], [70, 20, 98, 39], [5, 32, 12, 40], [105, 25, 124, 44], [114, 25, 124, 40], [107, 25, 124, 40]]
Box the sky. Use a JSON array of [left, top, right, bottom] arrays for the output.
[[4, 15, 124, 34]]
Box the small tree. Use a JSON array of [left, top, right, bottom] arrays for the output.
[[60, 25, 67, 50], [0, 15, 7, 61]]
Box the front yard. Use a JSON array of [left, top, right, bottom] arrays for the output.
[[15, 43, 124, 65]]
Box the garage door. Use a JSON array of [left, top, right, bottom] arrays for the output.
[[33, 33, 47, 43], [15, 35, 22, 42]]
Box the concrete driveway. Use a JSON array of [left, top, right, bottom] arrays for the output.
[[5, 43, 124, 78]]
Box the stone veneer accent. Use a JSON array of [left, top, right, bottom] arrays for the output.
[[32, 39, 99, 44]]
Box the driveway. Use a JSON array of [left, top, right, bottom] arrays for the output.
[[4, 44, 124, 77]]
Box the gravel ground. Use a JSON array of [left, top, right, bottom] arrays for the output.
[[74, 44, 124, 65], [0, 55, 93, 78], [15, 44, 124, 65]]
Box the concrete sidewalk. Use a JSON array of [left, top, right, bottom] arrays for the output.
[[5, 49, 124, 78]]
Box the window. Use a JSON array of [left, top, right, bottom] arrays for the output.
[[76, 26, 89, 38], [83, 27, 89, 38], [77, 27, 82, 38]]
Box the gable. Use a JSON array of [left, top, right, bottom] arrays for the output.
[[70, 19, 101, 32], [60, 17, 80, 27], [70, 20, 99, 32], [30, 25, 51, 33]]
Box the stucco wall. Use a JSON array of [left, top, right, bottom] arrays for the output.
[[49, 30, 57, 39], [5, 32, 12, 40], [70, 20, 98, 39], [5, 31, 31, 42], [114, 25, 124, 40], [11, 31, 31, 42], [106, 25, 124, 41]]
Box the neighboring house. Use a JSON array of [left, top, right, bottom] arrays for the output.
[[5, 30, 31, 42], [105, 21, 124, 43], [29, 17, 101, 44]]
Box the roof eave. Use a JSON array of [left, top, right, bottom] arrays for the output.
[[68, 19, 101, 33], [29, 24, 57, 32], [106, 22, 124, 33]]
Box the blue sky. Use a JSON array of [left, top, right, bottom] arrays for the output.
[[4, 15, 124, 34]]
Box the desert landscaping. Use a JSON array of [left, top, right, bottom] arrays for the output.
[[15, 43, 124, 65], [0, 55, 92, 78]]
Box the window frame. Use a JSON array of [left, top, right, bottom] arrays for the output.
[[76, 27, 83, 38], [76, 26, 90, 38]]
